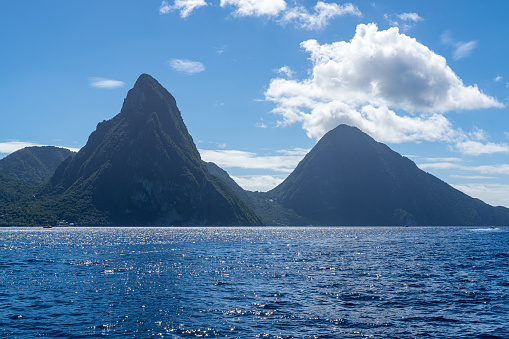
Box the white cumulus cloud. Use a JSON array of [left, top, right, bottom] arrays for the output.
[[89, 77, 125, 89], [265, 23, 503, 143], [168, 58, 205, 75], [159, 0, 207, 18]]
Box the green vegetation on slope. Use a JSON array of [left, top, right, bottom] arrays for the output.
[[0, 146, 74, 185]]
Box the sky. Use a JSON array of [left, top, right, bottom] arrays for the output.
[[1, 1, 509, 208]]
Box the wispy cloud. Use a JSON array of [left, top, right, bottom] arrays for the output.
[[200, 147, 309, 191], [450, 175, 495, 180], [385, 12, 423, 31], [440, 31, 478, 60], [231, 174, 286, 191], [423, 157, 463, 163], [418, 162, 461, 171], [199, 147, 312, 191], [159, 0, 208, 18], [417, 162, 509, 207], [275, 66, 295, 78], [276, 148, 310, 156], [495, 75, 503, 82], [255, 119, 268, 128], [280, 2, 361, 30], [199, 148, 307, 173], [452, 183, 509, 208], [397, 12, 423, 22], [456, 140, 509, 156], [440, 31, 454, 45], [453, 41, 478, 60], [472, 164, 509, 175], [0, 141, 42, 154], [220, 0, 287, 17], [168, 58, 205, 75], [216, 44, 228, 55], [418, 162, 509, 175], [162, 1, 361, 30], [0, 141, 80, 155], [89, 77, 125, 89]]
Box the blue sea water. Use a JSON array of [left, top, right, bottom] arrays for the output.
[[0, 227, 508, 338]]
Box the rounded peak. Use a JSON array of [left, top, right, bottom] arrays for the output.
[[331, 124, 363, 133], [322, 124, 371, 143]]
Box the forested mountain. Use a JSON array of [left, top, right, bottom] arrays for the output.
[[208, 125, 509, 226], [44, 74, 262, 226], [0, 74, 262, 226], [0, 146, 74, 185], [262, 125, 509, 226], [1, 77, 507, 226]]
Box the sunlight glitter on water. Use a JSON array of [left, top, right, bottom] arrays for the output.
[[0, 226, 508, 338]]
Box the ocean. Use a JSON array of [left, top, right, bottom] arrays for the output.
[[0, 226, 507, 338]]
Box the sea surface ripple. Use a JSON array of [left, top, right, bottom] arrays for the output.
[[0, 226, 508, 338]]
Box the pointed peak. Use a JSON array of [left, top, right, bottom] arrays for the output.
[[122, 74, 177, 114], [134, 73, 157, 86], [132, 73, 163, 93]]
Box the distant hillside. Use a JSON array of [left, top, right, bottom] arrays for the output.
[[0, 146, 74, 185]]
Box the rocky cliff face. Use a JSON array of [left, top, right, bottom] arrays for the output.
[[46, 74, 263, 226]]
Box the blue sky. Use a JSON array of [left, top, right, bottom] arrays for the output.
[[2, 1, 509, 207]]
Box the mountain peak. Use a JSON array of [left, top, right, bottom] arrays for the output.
[[132, 73, 164, 94], [43, 74, 263, 226], [121, 73, 177, 117], [324, 124, 374, 143], [269, 124, 509, 226], [136, 73, 155, 82]]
